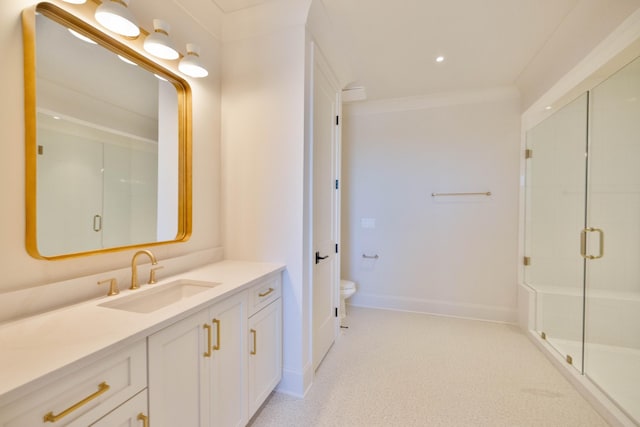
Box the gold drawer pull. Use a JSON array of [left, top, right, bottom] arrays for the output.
[[213, 318, 221, 350], [137, 413, 149, 427], [203, 324, 212, 357], [258, 287, 274, 298], [250, 329, 257, 355], [43, 381, 110, 422]]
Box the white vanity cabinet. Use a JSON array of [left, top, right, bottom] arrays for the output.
[[0, 264, 284, 427], [147, 291, 247, 426], [148, 273, 281, 426], [209, 291, 248, 427], [0, 340, 147, 427], [248, 289, 282, 415], [90, 390, 148, 426], [147, 306, 210, 427]]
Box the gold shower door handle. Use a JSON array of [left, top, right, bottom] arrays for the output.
[[93, 214, 102, 232], [580, 227, 604, 260]]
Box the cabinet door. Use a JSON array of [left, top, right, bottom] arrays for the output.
[[148, 309, 210, 427], [248, 298, 282, 416], [90, 390, 148, 427], [209, 292, 248, 427]]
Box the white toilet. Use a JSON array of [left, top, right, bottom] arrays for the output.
[[340, 279, 357, 318]]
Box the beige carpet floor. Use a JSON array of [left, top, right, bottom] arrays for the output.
[[249, 306, 609, 427]]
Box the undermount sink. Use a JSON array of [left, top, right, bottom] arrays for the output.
[[99, 279, 220, 313]]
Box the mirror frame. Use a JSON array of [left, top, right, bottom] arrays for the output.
[[23, 1, 192, 260]]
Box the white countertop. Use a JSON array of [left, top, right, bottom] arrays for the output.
[[0, 260, 285, 404]]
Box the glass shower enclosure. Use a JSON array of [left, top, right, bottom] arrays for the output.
[[524, 56, 640, 423]]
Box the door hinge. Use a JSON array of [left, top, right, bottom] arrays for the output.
[[335, 243, 339, 253], [335, 307, 338, 317], [335, 179, 339, 190], [336, 115, 340, 126], [38, 145, 44, 155], [523, 256, 531, 266], [525, 149, 533, 159]]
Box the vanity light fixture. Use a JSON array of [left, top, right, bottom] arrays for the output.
[[178, 44, 209, 78], [68, 28, 97, 44], [94, 0, 140, 38], [143, 19, 179, 60]]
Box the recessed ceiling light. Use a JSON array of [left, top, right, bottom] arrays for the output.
[[436, 56, 445, 63]]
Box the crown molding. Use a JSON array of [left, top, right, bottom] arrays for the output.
[[344, 86, 520, 116]]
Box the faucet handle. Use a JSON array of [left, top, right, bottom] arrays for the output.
[[98, 278, 120, 296], [148, 266, 164, 284]]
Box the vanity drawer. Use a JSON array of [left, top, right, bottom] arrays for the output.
[[0, 340, 146, 427], [249, 274, 282, 316]]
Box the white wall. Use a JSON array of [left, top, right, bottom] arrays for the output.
[[0, 0, 222, 295], [221, 1, 311, 396], [515, 0, 640, 110], [342, 88, 521, 323]]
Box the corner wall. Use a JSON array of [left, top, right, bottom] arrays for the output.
[[342, 88, 521, 323], [221, 20, 310, 396]]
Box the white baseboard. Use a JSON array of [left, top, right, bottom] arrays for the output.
[[350, 292, 517, 324], [276, 361, 314, 398]]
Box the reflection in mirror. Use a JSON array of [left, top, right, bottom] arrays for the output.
[[23, 2, 191, 259]]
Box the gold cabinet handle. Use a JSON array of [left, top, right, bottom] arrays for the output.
[[43, 382, 110, 422], [212, 318, 221, 351], [258, 287, 274, 298], [250, 329, 257, 355], [137, 413, 149, 427], [580, 227, 605, 260], [203, 324, 212, 357]]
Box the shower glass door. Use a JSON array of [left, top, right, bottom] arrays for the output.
[[585, 56, 640, 421], [524, 93, 588, 372]]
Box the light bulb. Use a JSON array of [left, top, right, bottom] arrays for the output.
[[95, 0, 140, 38], [143, 19, 179, 60], [179, 44, 209, 78]]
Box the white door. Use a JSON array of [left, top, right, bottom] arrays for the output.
[[311, 45, 340, 370]]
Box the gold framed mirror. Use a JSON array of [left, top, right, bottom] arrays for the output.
[[23, 2, 192, 260]]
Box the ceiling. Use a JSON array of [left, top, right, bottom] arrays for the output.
[[202, 0, 640, 105], [210, 0, 272, 13], [318, 0, 640, 104]]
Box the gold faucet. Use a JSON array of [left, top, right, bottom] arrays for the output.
[[130, 250, 158, 290]]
